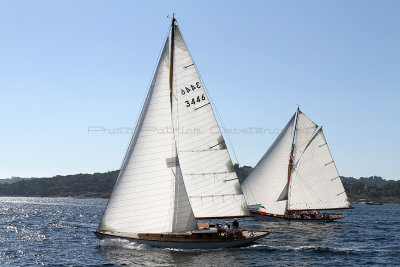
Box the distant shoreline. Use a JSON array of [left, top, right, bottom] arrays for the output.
[[1, 167, 399, 204]]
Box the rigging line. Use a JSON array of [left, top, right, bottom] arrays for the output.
[[194, 102, 210, 110], [331, 176, 340, 181], [174, 21, 239, 165], [189, 175, 236, 188], [209, 140, 225, 149], [189, 178, 234, 190], [224, 178, 239, 182], [179, 139, 224, 153], [172, 92, 178, 101]]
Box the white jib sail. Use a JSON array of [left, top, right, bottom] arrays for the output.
[[288, 128, 350, 210], [293, 110, 318, 164], [99, 39, 197, 233], [171, 26, 249, 218], [242, 114, 296, 213]]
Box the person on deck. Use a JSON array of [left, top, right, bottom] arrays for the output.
[[232, 218, 240, 237], [232, 218, 239, 229], [224, 221, 232, 237], [216, 223, 222, 235]]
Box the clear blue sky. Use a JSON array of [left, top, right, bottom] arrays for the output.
[[0, 1, 399, 180]]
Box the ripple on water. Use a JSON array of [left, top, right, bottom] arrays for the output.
[[0, 198, 399, 266]]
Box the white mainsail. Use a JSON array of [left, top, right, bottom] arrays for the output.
[[241, 114, 295, 215], [288, 128, 350, 210], [99, 39, 197, 233], [171, 26, 249, 218]]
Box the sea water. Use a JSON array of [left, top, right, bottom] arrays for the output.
[[0, 197, 399, 266]]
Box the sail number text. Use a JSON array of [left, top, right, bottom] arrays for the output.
[[180, 82, 202, 95], [185, 94, 206, 107]]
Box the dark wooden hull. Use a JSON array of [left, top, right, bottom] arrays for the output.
[[94, 229, 270, 249], [251, 210, 345, 222]]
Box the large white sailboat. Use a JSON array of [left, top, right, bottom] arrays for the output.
[[242, 108, 351, 221], [94, 16, 269, 248]]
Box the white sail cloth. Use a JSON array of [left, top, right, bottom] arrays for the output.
[[260, 200, 287, 216], [171, 26, 249, 218], [99, 39, 197, 234], [293, 111, 318, 163], [288, 129, 350, 210], [99, 22, 251, 234], [243, 109, 350, 215], [242, 115, 295, 208]]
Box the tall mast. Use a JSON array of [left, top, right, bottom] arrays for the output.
[[169, 13, 176, 109], [287, 107, 299, 185], [284, 108, 299, 215]]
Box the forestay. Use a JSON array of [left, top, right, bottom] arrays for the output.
[[99, 39, 197, 233], [242, 115, 295, 209], [288, 129, 350, 210], [171, 26, 249, 218]]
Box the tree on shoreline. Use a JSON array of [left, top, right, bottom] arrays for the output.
[[0, 167, 399, 203]]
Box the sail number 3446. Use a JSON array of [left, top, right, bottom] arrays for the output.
[[185, 94, 206, 107]]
